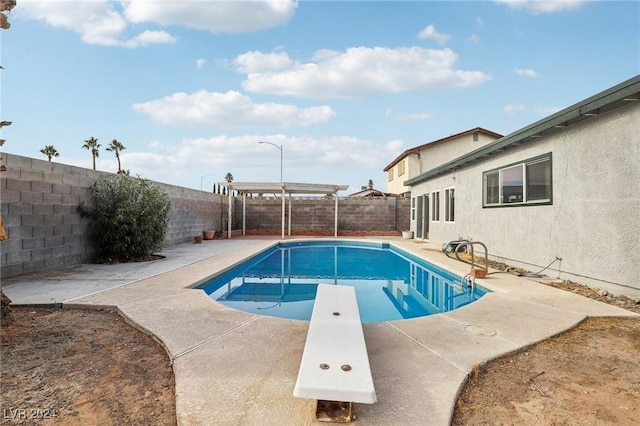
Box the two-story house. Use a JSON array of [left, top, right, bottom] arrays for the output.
[[384, 127, 503, 197]]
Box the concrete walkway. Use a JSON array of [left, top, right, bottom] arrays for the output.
[[4, 237, 638, 426]]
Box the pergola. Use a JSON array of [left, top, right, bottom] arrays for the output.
[[222, 182, 349, 238]]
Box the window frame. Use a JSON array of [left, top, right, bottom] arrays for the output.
[[398, 159, 406, 177], [411, 196, 416, 220], [483, 153, 553, 208], [444, 187, 455, 222], [431, 190, 440, 222]]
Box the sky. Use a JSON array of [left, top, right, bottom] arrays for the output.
[[1, 0, 639, 194]]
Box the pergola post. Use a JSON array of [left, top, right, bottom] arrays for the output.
[[228, 187, 232, 239], [288, 192, 292, 236], [281, 187, 285, 239], [334, 188, 339, 237], [242, 192, 246, 236]]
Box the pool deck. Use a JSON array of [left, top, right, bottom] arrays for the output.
[[4, 236, 638, 426]]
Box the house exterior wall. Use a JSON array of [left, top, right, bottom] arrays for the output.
[[386, 158, 410, 195], [386, 131, 498, 195], [409, 101, 640, 298]]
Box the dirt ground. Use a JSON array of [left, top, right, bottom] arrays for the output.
[[452, 315, 640, 425], [0, 308, 176, 425], [1, 281, 639, 425]]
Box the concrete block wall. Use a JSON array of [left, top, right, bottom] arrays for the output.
[[337, 197, 405, 232], [0, 153, 225, 279], [1, 154, 107, 277], [0, 153, 410, 278], [157, 183, 225, 245], [236, 196, 410, 236]]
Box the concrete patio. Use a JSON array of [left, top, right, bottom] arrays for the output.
[[4, 236, 638, 426]]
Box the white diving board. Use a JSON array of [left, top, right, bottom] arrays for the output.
[[294, 284, 376, 422]]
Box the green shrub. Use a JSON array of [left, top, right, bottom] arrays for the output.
[[81, 175, 170, 263]]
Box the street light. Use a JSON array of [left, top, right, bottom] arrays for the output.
[[258, 141, 285, 239], [258, 141, 282, 183], [200, 173, 214, 191]]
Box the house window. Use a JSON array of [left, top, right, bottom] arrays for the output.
[[431, 191, 440, 221], [398, 160, 405, 177], [411, 196, 416, 220], [387, 169, 394, 182], [483, 154, 552, 207], [444, 187, 455, 222], [502, 164, 524, 203], [473, 132, 479, 141]]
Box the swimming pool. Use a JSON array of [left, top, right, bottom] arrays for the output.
[[198, 241, 488, 323]]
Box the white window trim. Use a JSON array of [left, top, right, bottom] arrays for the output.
[[444, 187, 455, 223], [431, 190, 440, 222]]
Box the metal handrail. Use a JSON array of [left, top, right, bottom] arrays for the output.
[[443, 240, 489, 273]]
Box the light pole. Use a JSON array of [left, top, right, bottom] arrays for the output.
[[200, 173, 214, 191], [258, 141, 285, 239]]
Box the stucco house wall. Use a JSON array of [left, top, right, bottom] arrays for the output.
[[385, 128, 501, 195], [409, 99, 640, 298]]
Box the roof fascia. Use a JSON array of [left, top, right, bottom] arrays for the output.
[[383, 127, 502, 171], [405, 75, 640, 186]]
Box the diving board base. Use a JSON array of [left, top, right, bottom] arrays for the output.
[[316, 400, 353, 423]]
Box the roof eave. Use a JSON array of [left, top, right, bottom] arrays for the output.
[[405, 75, 640, 186]]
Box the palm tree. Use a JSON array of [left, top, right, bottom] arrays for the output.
[[40, 145, 60, 162], [81, 137, 101, 170], [106, 139, 126, 173], [225, 172, 233, 183]]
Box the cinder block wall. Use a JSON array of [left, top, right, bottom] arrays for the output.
[[0, 153, 409, 278], [235, 196, 410, 236], [0, 154, 224, 278]]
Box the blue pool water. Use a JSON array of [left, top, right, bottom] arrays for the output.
[[198, 241, 488, 323]]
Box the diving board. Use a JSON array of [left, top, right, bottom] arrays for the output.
[[294, 284, 376, 422]]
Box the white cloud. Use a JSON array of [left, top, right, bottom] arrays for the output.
[[126, 134, 392, 191], [386, 109, 436, 122], [494, 0, 588, 14], [196, 58, 206, 69], [515, 68, 540, 78], [132, 90, 336, 128], [232, 51, 294, 73], [239, 47, 491, 99], [16, 0, 175, 47], [123, 0, 297, 33], [468, 34, 481, 44], [17, 0, 125, 46], [16, 0, 297, 46], [123, 30, 177, 48], [417, 24, 451, 44], [504, 104, 526, 114], [384, 139, 405, 153]]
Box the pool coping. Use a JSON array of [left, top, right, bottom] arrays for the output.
[[5, 236, 639, 425]]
